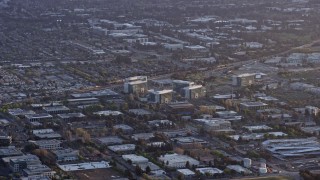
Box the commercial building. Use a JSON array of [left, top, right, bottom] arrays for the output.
[[8, 108, 35, 117], [97, 136, 124, 146], [132, 133, 154, 141], [195, 167, 223, 176], [94, 111, 123, 116], [0, 135, 12, 146], [25, 113, 53, 122], [305, 106, 319, 116], [108, 144, 136, 153], [57, 161, 111, 172], [9, 154, 41, 172], [232, 73, 255, 87], [216, 111, 238, 118], [0, 146, 23, 157], [172, 80, 194, 94], [177, 169, 196, 179], [183, 85, 206, 99], [22, 164, 56, 179], [43, 106, 70, 114], [193, 118, 232, 132], [158, 153, 200, 168], [51, 148, 79, 162], [148, 89, 173, 104], [122, 154, 149, 164], [166, 102, 195, 115], [163, 43, 184, 51], [124, 76, 148, 94], [57, 113, 86, 121], [71, 89, 120, 99], [226, 165, 252, 174], [147, 120, 173, 128], [32, 129, 62, 139], [67, 98, 100, 106], [32, 139, 62, 150], [172, 137, 207, 147], [113, 124, 134, 134], [240, 101, 268, 111], [262, 138, 320, 158]]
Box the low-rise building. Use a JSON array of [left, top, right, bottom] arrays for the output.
[[195, 167, 223, 176], [158, 153, 200, 168], [226, 165, 252, 174], [32, 129, 62, 139], [67, 98, 100, 105], [172, 137, 207, 147], [25, 113, 53, 122], [108, 144, 136, 153], [51, 148, 79, 162], [43, 106, 70, 114], [240, 102, 268, 111], [57, 113, 86, 121], [9, 154, 41, 172], [132, 133, 154, 141], [22, 164, 56, 179], [166, 102, 195, 115], [113, 124, 134, 134], [0, 146, 23, 157], [0, 135, 12, 146], [177, 169, 196, 179], [122, 154, 149, 164], [32, 139, 62, 150], [96, 136, 124, 146]]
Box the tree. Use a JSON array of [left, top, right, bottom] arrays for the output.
[[185, 161, 191, 168], [145, 166, 151, 174], [135, 165, 143, 176], [125, 170, 133, 179]]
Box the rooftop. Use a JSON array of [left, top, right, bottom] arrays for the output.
[[108, 144, 136, 152], [58, 161, 111, 171], [177, 169, 196, 176]]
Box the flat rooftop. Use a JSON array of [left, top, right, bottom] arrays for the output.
[[58, 161, 111, 171]]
